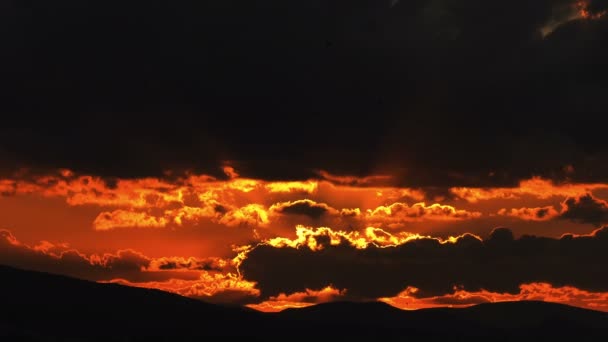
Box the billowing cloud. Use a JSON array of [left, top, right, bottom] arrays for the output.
[[259, 225, 440, 251], [94, 210, 169, 230], [0, 170, 434, 231], [0, 228, 262, 304], [269, 199, 361, 221], [366, 202, 481, 226], [217, 204, 270, 227], [239, 226, 608, 300], [559, 193, 608, 226], [2, 0, 608, 318], [271, 200, 333, 219]]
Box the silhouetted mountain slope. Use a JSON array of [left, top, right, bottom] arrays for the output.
[[1, 264, 607, 340], [0, 264, 261, 337]]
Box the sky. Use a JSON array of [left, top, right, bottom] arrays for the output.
[[1, 0, 608, 312]]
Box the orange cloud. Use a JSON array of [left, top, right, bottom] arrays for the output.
[[94, 203, 271, 231], [247, 286, 347, 312], [380, 283, 608, 312], [217, 204, 270, 227], [497, 206, 560, 221], [0, 167, 458, 231], [1, 229, 262, 305], [367, 202, 481, 226], [92, 197, 479, 231], [0, 229, 226, 282], [265, 181, 318, 194], [451, 177, 608, 202], [107, 271, 260, 305], [93, 210, 169, 230], [168, 205, 225, 225], [498, 193, 608, 226], [268, 199, 359, 220], [259, 225, 481, 252]]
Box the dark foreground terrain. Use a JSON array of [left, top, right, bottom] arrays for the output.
[[1, 264, 606, 340]]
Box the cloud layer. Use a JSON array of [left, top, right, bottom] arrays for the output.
[[1, 1, 608, 187], [239, 226, 608, 299]]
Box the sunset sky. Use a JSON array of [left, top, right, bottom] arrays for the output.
[[1, 0, 608, 313]]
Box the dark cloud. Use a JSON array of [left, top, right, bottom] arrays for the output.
[[1, 1, 608, 186], [150, 257, 226, 272], [239, 226, 608, 299], [273, 200, 330, 219], [560, 193, 608, 226]]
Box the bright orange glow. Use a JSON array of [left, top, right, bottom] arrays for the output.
[[1, 228, 226, 276], [497, 206, 560, 221], [258, 225, 482, 251], [367, 202, 481, 225], [451, 177, 608, 202], [247, 286, 346, 312], [3, 167, 608, 311], [380, 283, 608, 312], [0, 169, 434, 232], [222, 166, 239, 179], [217, 204, 270, 227], [93, 210, 169, 230], [106, 271, 260, 304], [265, 181, 318, 194]]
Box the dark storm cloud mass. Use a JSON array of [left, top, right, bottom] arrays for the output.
[[273, 200, 331, 219], [1, 1, 608, 186], [560, 193, 608, 226], [240, 226, 608, 299]]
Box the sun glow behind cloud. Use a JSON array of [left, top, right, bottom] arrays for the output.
[[2, 167, 608, 312]]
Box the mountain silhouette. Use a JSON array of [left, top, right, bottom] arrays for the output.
[[1, 264, 606, 339]]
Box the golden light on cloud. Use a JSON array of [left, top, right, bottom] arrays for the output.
[[217, 204, 270, 227], [106, 271, 260, 304], [255, 225, 482, 252], [3, 167, 608, 314], [497, 206, 560, 221], [367, 202, 481, 225], [380, 283, 608, 312], [247, 286, 346, 312], [93, 210, 169, 230], [265, 181, 318, 194], [451, 177, 608, 202]]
